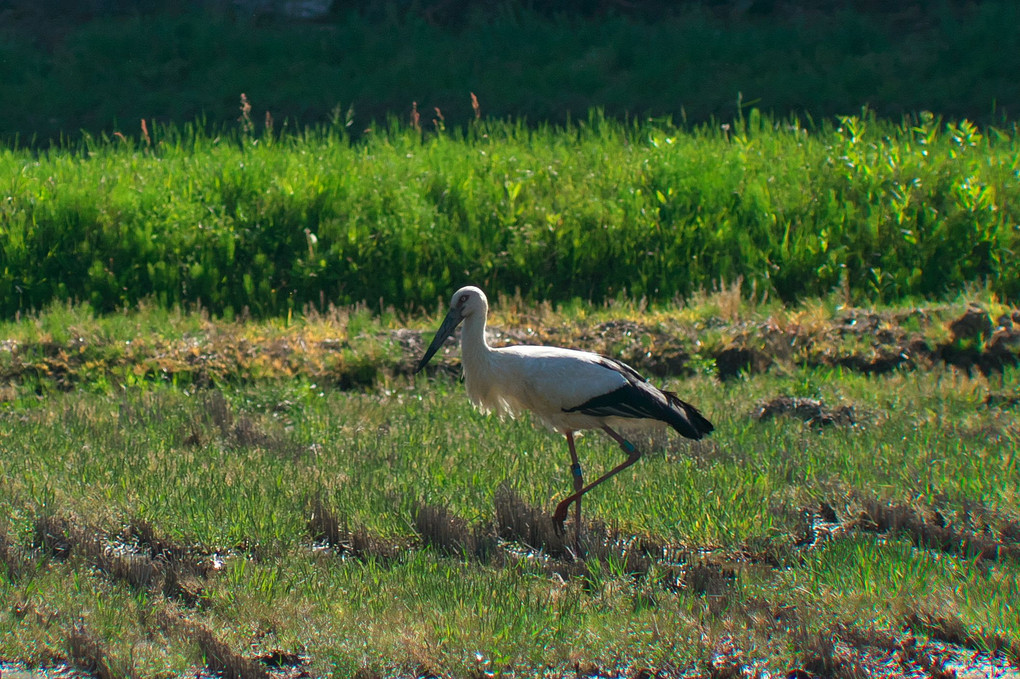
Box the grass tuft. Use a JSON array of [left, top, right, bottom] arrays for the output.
[[494, 484, 567, 558], [66, 626, 120, 679], [413, 502, 496, 562], [0, 531, 32, 581], [307, 497, 409, 562], [177, 616, 271, 679]]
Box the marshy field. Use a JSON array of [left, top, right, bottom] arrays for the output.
[[2, 2, 1020, 677], [1, 284, 1018, 677]]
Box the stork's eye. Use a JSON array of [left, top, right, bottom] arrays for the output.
[[459, 295, 468, 303]]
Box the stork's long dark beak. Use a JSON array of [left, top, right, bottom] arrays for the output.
[[415, 307, 464, 373]]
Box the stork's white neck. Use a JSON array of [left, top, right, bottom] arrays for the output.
[[459, 309, 491, 372]]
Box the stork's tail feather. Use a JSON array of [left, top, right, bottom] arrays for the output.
[[663, 390, 714, 440]]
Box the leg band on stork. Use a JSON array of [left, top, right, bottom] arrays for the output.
[[553, 425, 644, 536]]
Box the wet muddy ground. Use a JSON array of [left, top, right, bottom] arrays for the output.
[[1, 303, 1018, 391]]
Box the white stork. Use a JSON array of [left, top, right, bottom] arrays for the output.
[[415, 286, 714, 544]]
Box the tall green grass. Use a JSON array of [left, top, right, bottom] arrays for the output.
[[1, 111, 1018, 318]]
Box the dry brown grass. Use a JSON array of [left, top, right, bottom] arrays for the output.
[[66, 626, 121, 679], [3, 299, 1016, 392], [307, 497, 410, 562]]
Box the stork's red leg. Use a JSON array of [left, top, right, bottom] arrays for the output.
[[552, 425, 642, 530], [553, 431, 584, 537], [568, 432, 583, 548]]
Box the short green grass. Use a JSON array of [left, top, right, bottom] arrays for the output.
[[0, 302, 1017, 676]]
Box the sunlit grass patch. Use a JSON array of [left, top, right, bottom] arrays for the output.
[[771, 534, 1020, 650]]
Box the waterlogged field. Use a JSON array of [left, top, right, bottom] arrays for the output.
[[0, 300, 1018, 677]]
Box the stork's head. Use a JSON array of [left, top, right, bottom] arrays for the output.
[[415, 286, 488, 373], [450, 285, 487, 319]]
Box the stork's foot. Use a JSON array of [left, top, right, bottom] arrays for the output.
[[551, 499, 572, 536]]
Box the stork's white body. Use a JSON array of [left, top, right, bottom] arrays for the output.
[[463, 339, 649, 433]]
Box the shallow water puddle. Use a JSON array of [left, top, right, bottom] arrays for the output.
[[0, 664, 86, 678]]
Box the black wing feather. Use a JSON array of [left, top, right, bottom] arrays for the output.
[[563, 356, 714, 440]]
